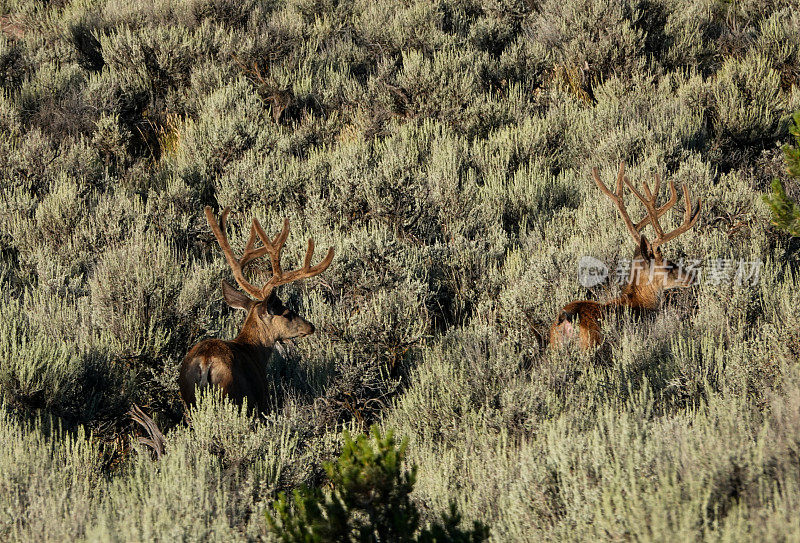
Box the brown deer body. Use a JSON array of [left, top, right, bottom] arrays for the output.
[[549, 163, 702, 350], [179, 207, 333, 413]]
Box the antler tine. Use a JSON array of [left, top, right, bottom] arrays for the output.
[[623, 176, 665, 238], [252, 218, 334, 297], [239, 222, 270, 267], [218, 207, 230, 232], [272, 218, 290, 247], [281, 239, 335, 283], [640, 176, 653, 200], [651, 184, 702, 250], [252, 217, 288, 291], [269, 218, 290, 278], [593, 162, 641, 245], [273, 239, 334, 285], [614, 161, 625, 194], [205, 206, 265, 300], [634, 178, 677, 230], [304, 239, 315, 269]]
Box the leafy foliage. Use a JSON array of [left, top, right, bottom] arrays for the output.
[[0, 0, 800, 540], [763, 111, 800, 236], [267, 426, 489, 542]]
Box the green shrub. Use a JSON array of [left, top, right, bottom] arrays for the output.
[[763, 111, 800, 236], [0, 293, 80, 411], [267, 425, 489, 542], [525, 0, 647, 89], [1, 0, 800, 539]]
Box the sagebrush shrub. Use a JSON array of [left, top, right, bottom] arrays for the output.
[[1, 0, 799, 539]]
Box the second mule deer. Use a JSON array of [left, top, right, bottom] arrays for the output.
[[549, 162, 702, 350], [179, 207, 334, 413]]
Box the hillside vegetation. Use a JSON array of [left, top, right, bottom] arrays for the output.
[[1, 0, 800, 540]]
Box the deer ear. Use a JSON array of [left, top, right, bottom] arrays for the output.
[[221, 281, 254, 311], [257, 290, 282, 317], [634, 235, 653, 260]]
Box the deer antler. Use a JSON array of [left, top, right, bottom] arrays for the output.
[[129, 404, 165, 460], [593, 162, 702, 251], [205, 206, 334, 300], [205, 206, 269, 299], [592, 162, 641, 245], [252, 218, 334, 299], [622, 169, 701, 252]]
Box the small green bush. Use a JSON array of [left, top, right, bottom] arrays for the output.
[[1, 0, 800, 539], [763, 111, 800, 235], [267, 425, 489, 542]]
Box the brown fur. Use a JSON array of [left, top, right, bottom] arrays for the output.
[[549, 300, 604, 349], [180, 209, 333, 413], [180, 339, 272, 413], [550, 163, 701, 351], [179, 285, 316, 413], [550, 238, 692, 350]]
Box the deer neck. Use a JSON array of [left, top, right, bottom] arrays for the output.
[[605, 282, 660, 311], [234, 310, 278, 350]]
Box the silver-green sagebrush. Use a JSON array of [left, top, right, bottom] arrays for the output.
[[1, 0, 800, 540]]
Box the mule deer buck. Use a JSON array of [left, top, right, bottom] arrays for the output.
[[549, 162, 702, 349], [179, 206, 334, 413]]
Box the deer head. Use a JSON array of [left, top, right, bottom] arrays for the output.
[[549, 162, 702, 350], [178, 207, 334, 412], [204, 206, 334, 345], [593, 162, 702, 308]]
